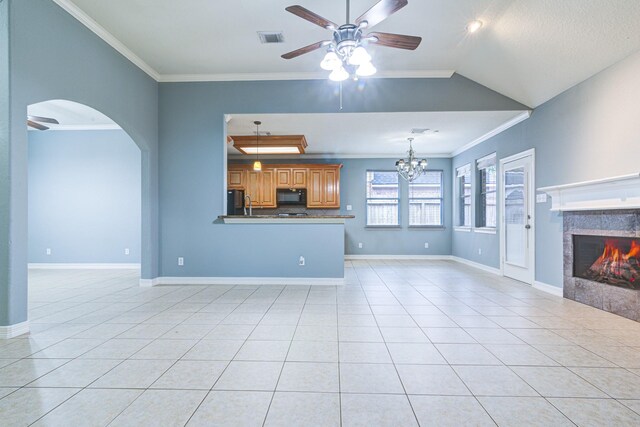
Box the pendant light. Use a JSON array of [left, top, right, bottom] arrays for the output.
[[253, 120, 262, 171]]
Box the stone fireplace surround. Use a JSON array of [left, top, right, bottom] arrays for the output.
[[563, 209, 640, 321]]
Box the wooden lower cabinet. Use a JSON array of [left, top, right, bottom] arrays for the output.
[[228, 164, 340, 209], [307, 166, 340, 209]]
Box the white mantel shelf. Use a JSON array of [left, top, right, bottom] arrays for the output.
[[538, 172, 640, 212]]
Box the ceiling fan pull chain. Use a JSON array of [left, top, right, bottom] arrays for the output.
[[339, 81, 343, 111]]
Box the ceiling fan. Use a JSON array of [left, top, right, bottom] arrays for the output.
[[281, 0, 421, 80], [27, 115, 59, 131]]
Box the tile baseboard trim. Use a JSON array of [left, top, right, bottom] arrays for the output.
[[29, 263, 141, 269], [533, 280, 563, 297], [141, 276, 345, 287], [0, 321, 30, 339]]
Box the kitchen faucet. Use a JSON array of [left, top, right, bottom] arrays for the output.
[[244, 195, 252, 216]]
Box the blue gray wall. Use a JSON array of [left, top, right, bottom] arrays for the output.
[[2, 0, 159, 327], [452, 49, 640, 288], [159, 78, 524, 278], [28, 130, 141, 263]]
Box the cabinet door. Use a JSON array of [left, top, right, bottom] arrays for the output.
[[227, 169, 245, 189], [292, 168, 307, 188], [245, 171, 260, 207], [323, 168, 340, 208], [307, 169, 324, 207], [260, 170, 276, 207], [275, 168, 292, 188]]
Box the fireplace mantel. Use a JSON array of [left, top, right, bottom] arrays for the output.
[[538, 173, 640, 212]]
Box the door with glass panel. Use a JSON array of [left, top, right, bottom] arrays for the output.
[[500, 150, 535, 284]]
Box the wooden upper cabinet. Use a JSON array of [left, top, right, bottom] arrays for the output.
[[227, 163, 340, 209], [307, 165, 341, 209], [292, 168, 307, 188], [275, 168, 292, 188], [245, 169, 276, 208], [227, 168, 245, 189]]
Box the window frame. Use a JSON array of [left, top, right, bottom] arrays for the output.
[[365, 170, 401, 228], [408, 170, 445, 228], [455, 164, 472, 229], [476, 153, 497, 229]]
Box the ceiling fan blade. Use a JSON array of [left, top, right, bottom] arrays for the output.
[[367, 32, 421, 50], [27, 115, 59, 124], [356, 0, 408, 28], [27, 120, 49, 131], [281, 40, 330, 59], [285, 5, 338, 30]]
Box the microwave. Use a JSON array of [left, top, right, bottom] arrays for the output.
[[277, 189, 307, 206]]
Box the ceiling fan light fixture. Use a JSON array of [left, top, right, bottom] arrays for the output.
[[348, 46, 371, 65], [329, 66, 349, 82], [356, 61, 376, 76], [320, 51, 341, 70], [466, 20, 483, 33]]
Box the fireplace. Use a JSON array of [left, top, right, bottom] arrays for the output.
[[563, 210, 640, 321], [573, 235, 640, 289]]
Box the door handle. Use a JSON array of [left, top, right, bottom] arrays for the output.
[[525, 224, 531, 229]]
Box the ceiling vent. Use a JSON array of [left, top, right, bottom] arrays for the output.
[[258, 32, 285, 44], [410, 128, 430, 134]]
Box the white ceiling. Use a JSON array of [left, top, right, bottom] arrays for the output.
[[28, 100, 118, 130], [59, 0, 640, 107], [226, 111, 528, 157]]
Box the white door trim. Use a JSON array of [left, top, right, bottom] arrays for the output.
[[499, 149, 536, 284]]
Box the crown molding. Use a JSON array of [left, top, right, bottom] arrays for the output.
[[51, 0, 161, 81], [159, 70, 455, 83], [227, 153, 452, 160], [28, 124, 121, 131], [450, 110, 532, 157]]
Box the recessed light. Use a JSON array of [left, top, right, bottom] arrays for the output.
[[466, 20, 483, 34]]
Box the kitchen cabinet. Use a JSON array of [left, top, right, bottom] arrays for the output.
[[227, 163, 340, 208], [275, 167, 308, 189], [227, 168, 245, 189], [245, 170, 276, 208], [307, 165, 341, 208]]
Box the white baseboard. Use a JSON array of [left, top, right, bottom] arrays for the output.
[[533, 280, 563, 297], [29, 263, 141, 270], [450, 256, 502, 275], [0, 321, 30, 339], [345, 255, 453, 261], [141, 276, 345, 287]]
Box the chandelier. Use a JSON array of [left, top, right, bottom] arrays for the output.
[[319, 27, 376, 81], [396, 137, 428, 182]]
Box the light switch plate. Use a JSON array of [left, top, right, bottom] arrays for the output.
[[536, 193, 548, 203], [346, 205, 352, 211]]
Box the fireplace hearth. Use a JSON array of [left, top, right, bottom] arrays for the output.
[[563, 210, 640, 321]]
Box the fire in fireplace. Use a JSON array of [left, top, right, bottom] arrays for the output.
[[573, 235, 640, 289]]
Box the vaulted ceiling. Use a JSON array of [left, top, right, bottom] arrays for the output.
[[57, 0, 640, 107]]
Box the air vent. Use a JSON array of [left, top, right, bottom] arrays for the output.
[[411, 128, 430, 134], [258, 32, 285, 44]]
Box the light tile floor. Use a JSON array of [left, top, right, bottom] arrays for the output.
[[1, 261, 640, 426]]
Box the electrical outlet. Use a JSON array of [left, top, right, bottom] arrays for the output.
[[46, 248, 51, 255], [178, 257, 184, 266], [536, 193, 548, 203], [124, 248, 130, 255], [346, 205, 353, 211], [298, 256, 305, 266], [358, 242, 363, 249], [478, 248, 482, 255], [424, 242, 429, 249]]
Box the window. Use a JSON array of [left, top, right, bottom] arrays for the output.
[[477, 154, 497, 228], [366, 171, 399, 226], [456, 164, 471, 227], [409, 171, 443, 226]]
